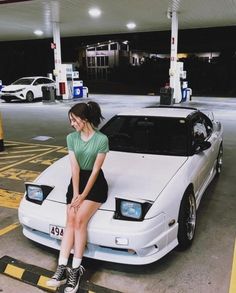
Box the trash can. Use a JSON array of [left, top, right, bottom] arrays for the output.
[[42, 86, 55, 102], [160, 87, 174, 105], [83, 86, 89, 98]]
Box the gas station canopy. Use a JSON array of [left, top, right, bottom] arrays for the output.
[[0, 0, 236, 41]]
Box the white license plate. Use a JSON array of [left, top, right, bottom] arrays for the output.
[[49, 225, 64, 240]]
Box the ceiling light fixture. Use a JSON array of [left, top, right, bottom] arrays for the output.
[[34, 30, 43, 36], [126, 22, 136, 30], [89, 7, 101, 18]]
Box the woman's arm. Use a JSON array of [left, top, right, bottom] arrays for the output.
[[70, 152, 106, 207], [68, 150, 80, 199]]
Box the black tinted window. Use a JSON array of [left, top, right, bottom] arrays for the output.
[[101, 116, 188, 156], [12, 78, 34, 85]]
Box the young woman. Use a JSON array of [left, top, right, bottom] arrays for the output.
[[47, 101, 109, 293]]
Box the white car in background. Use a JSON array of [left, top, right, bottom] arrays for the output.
[[0, 76, 55, 102], [18, 106, 223, 265]]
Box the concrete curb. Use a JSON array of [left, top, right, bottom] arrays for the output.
[[0, 255, 122, 293]]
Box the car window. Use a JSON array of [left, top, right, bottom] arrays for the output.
[[42, 78, 54, 84], [202, 113, 213, 136], [33, 78, 45, 85], [192, 113, 213, 145], [193, 122, 207, 141], [101, 116, 188, 156], [12, 78, 34, 85]]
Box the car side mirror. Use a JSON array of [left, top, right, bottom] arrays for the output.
[[195, 141, 211, 154]]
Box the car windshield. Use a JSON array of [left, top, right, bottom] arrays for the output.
[[101, 115, 188, 156], [12, 78, 34, 85]]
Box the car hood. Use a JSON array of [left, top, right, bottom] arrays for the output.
[[102, 151, 187, 209], [37, 152, 187, 211], [2, 85, 27, 91]]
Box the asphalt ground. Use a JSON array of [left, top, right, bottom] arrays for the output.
[[0, 94, 236, 293]]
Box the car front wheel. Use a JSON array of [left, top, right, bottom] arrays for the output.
[[26, 91, 34, 102], [177, 188, 197, 250]]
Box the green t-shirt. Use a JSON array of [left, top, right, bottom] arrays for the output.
[[66, 130, 109, 170]]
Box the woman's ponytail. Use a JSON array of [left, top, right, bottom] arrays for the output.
[[87, 101, 104, 127]]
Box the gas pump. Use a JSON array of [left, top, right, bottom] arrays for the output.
[[55, 64, 86, 100], [72, 71, 83, 98], [54, 64, 72, 100], [169, 61, 191, 103]]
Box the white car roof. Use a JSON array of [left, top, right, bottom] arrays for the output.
[[118, 107, 197, 119], [19, 76, 52, 79]]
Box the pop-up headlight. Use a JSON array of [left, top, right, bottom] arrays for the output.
[[25, 183, 54, 205], [114, 198, 152, 221]]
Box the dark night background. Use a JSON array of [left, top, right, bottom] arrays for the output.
[[1, 26, 236, 96]]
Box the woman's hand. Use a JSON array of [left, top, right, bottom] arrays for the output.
[[70, 194, 84, 210]]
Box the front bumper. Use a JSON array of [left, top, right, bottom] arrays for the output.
[[0, 92, 25, 100], [18, 199, 178, 265]]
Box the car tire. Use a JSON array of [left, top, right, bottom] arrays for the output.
[[177, 188, 197, 251], [216, 144, 223, 176], [26, 91, 34, 102]]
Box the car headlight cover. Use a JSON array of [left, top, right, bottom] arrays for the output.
[[115, 198, 152, 221], [27, 185, 43, 201], [25, 183, 54, 204], [121, 201, 142, 219]]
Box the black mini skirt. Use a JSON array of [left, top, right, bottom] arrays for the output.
[[66, 169, 108, 204]]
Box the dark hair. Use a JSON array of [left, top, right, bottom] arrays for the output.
[[68, 101, 104, 127]]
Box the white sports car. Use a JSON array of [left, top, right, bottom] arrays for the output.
[[18, 106, 223, 265], [0, 76, 55, 102]]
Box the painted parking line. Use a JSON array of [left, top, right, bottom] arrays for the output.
[[30, 157, 61, 166], [0, 140, 64, 172], [229, 240, 236, 293], [0, 222, 20, 236], [0, 256, 122, 293], [0, 189, 23, 209], [0, 167, 40, 181], [0, 141, 65, 209]]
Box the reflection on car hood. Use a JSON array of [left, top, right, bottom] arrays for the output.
[[36, 152, 187, 211], [2, 85, 27, 91], [102, 151, 187, 209]]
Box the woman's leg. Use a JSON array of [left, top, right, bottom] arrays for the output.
[[63, 201, 101, 292], [73, 200, 101, 258], [59, 205, 76, 259], [46, 205, 76, 287]]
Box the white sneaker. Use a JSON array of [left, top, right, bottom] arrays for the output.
[[64, 265, 85, 293], [46, 264, 67, 287]]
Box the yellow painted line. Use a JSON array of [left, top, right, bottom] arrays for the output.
[[9, 145, 43, 149], [0, 145, 63, 172], [5, 264, 24, 279], [6, 140, 63, 148], [0, 222, 20, 236], [57, 148, 68, 154], [30, 157, 59, 166], [10, 148, 53, 154], [229, 240, 236, 293], [37, 275, 57, 291], [0, 168, 40, 181], [0, 189, 23, 209], [0, 160, 18, 166], [0, 154, 35, 159]]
